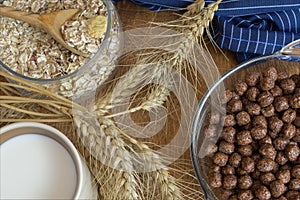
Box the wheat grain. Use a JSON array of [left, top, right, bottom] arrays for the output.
[[73, 112, 142, 200]]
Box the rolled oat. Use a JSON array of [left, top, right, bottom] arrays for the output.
[[0, 0, 121, 98]]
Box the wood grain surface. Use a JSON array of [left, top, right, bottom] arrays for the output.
[[114, 2, 300, 198], [114, 1, 239, 197]]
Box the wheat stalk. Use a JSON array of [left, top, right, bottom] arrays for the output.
[[133, 0, 222, 111], [115, 1, 222, 198], [72, 111, 142, 200], [0, 68, 204, 199], [0, 0, 222, 197], [103, 118, 185, 199], [88, 1, 223, 197]]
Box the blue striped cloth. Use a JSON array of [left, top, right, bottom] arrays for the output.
[[113, 0, 300, 62]]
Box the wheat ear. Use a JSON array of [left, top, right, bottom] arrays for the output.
[[73, 113, 142, 200]]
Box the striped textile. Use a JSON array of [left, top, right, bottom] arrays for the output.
[[210, 1, 300, 62], [113, 0, 300, 62]]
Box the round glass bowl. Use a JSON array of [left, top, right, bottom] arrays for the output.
[[191, 40, 300, 199], [0, 0, 121, 99]]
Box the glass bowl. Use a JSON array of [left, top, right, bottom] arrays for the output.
[[191, 40, 300, 199], [0, 0, 122, 99]]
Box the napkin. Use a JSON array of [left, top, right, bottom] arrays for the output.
[[113, 0, 300, 62]]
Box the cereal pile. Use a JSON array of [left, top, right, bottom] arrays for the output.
[[205, 67, 300, 199], [0, 0, 107, 79]]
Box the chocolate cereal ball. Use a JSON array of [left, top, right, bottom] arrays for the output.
[[223, 89, 233, 104], [274, 96, 290, 112], [237, 130, 252, 145], [281, 164, 292, 171], [236, 111, 251, 126], [274, 137, 290, 151], [221, 127, 236, 143], [268, 117, 284, 133], [251, 125, 267, 140], [282, 109, 297, 123], [255, 185, 271, 200], [209, 172, 222, 188], [257, 91, 274, 107], [246, 87, 260, 102], [222, 165, 235, 175], [285, 191, 300, 199], [246, 103, 261, 116], [209, 164, 221, 173], [223, 114, 237, 127], [238, 175, 253, 189], [213, 152, 229, 166], [209, 111, 221, 124], [260, 172, 276, 186], [282, 123, 296, 139], [276, 169, 291, 184], [270, 85, 283, 97], [238, 145, 253, 157], [223, 174, 237, 190], [227, 99, 243, 113], [204, 125, 217, 138], [235, 80, 248, 96], [291, 74, 300, 87], [246, 71, 260, 86], [219, 141, 235, 154], [229, 153, 242, 168], [289, 179, 300, 190], [260, 77, 275, 91], [259, 144, 277, 160], [205, 144, 218, 157], [292, 165, 300, 179], [238, 190, 254, 200], [231, 91, 241, 101], [241, 157, 255, 173], [257, 158, 275, 172], [261, 105, 275, 117], [290, 93, 300, 108], [253, 115, 268, 128], [263, 67, 278, 81], [270, 180, 287, 198], [276, 151, 289, 165], [280, 78, 296, 94], [285, 144, 300, 162], [277, 71, 289, 80]]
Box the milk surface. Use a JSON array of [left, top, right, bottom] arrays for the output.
[[0, 134, 77, 199]]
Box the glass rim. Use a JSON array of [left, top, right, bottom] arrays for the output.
[[0, 0, 113, 83]]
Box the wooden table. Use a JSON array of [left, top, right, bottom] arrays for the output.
[[114, 1, 239, 197], [114, 2, 300, 199]]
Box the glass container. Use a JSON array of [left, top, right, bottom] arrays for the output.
[[0, 0, 122, 100], [191, 40, 300, 199]]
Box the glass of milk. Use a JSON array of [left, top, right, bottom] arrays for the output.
[[0, 122, 98, 199]]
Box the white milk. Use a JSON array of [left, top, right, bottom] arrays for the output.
[[0, 134, 77, 199]]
